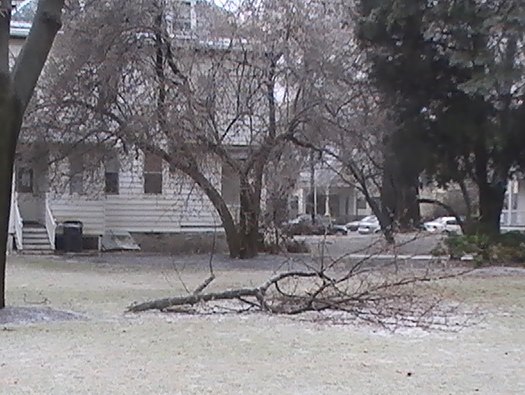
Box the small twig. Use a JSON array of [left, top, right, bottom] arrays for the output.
[[193, 274, 216, 295]]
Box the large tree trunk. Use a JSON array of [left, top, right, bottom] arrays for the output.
[[473, 132, 507, 238], [0, 0, 71, 308], [477, 184, 505, 237], [0, 113, 19, 309], [238, 179, 261, 259], [177, 162, 242, 258], [381, 152, 421, 232], [0, 76, 23, 308]]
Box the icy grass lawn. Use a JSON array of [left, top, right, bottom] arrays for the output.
[[1, 256, 524, 394]]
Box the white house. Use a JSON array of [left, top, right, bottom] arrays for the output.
[[9, 144, 232, 252], [501, 178, 525, 230], [6, 0, 243, 253], [291, 163, 372, 224]]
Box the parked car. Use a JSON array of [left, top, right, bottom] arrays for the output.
[[283, 214, 347, 236], [345, 220, 361, 232], [423, 216, 462, 234], [330, 223, 349, 235], [357, 215, 381, 234]]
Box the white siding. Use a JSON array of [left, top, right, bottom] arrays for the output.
[[46, 150, 223, 234], [103, 153, 221, 232], [515, 180, 525, 226], [50, 199, 105, 235]]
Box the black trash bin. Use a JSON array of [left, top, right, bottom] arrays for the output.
[[63, 221, 83, 252]]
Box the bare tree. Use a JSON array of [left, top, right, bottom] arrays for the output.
[[30, 0, 321, 258], [279, 5, 399, 241], [0, 0, 65, 308]]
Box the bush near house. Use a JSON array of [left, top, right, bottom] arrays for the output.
[[433, 232, 525, 266]]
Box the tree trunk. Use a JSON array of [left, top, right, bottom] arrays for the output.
[[0, 101, 21, 309], [381, 142, 421, 231], [472, 130, 507, 238], [0, 0, 64, 308], [477, 184, 505, 237], [239, 185, 260, 259], [380, 154, 421, 232], [0, 133, 16, 309], [177, 162, 242, 258]]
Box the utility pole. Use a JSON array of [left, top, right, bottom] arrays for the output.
[[309, 149, 316, 223]]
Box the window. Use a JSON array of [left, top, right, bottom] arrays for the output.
[[17, 167, 33, 193], [221, 164, 240, 205], [144, 153, 163, 194], [105, 156, 120, 195], [172, 1, 193, 32], [69, 155, 84, 195], [11, 0, 38, 24]]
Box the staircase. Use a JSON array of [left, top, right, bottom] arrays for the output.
[[22, 223, 54, 254]]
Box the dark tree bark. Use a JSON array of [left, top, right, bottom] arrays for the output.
[[472, 131, 508, 237], [380, 144, 421, 232], [0, 86, 22, 309], [477, 184, 505, 237], [238, 181, 260, 259], [0, 0, 65, 308]]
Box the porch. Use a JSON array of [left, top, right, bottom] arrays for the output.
[[8, 149, 57, 253], [292, 168, 371, 223], [501, 179, 525, 230]]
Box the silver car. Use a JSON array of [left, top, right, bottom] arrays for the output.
[[357, 215, 381, 234]]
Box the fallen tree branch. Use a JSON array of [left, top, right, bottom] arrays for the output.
[[128, 287, 259, 312], [127, 262, 470, 330], [193, 274, 215, 295]]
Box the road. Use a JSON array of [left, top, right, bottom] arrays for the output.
[[297, 232, 445, 261]]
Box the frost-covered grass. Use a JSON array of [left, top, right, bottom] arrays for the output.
[[1, 256, 524, 394]]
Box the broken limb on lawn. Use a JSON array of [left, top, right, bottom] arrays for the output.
[[128, 271, 319, 313], [127, 257, 471, 328]]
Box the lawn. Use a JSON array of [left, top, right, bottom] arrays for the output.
[[1, 255, 524, 394]]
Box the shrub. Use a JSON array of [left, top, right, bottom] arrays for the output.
[[285, 239, 310, 254], [495, 231, 525, 247], [442, 232, 525, 265]]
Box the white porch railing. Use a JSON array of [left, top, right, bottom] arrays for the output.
[[45, 194, 56, 250], [501, 210, 525, 228], [13, 192, 24, 251]]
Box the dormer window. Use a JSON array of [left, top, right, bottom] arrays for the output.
[[175, 1, 192, 31], [166, 0, 195, 37], [11, 0, 37, 23], [10, 0, 37, 38]]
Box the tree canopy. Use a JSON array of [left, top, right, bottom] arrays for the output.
[[357, 0, 525, 235]]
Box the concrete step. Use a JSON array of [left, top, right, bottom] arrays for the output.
[[23, 233, 49, 238], [23, 234, 49, 239], [23, 240, 51, 247], [22, 225, 54, 253], [23, 237, 49, 242], [23, 244, 53, 250], [20, 250, 55, 255], [23, 227, 47, 233]]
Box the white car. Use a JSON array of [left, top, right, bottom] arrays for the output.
[[423, 216, 462, 234], [357, 215, 381, 234], [345, 220, 360, 232]]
